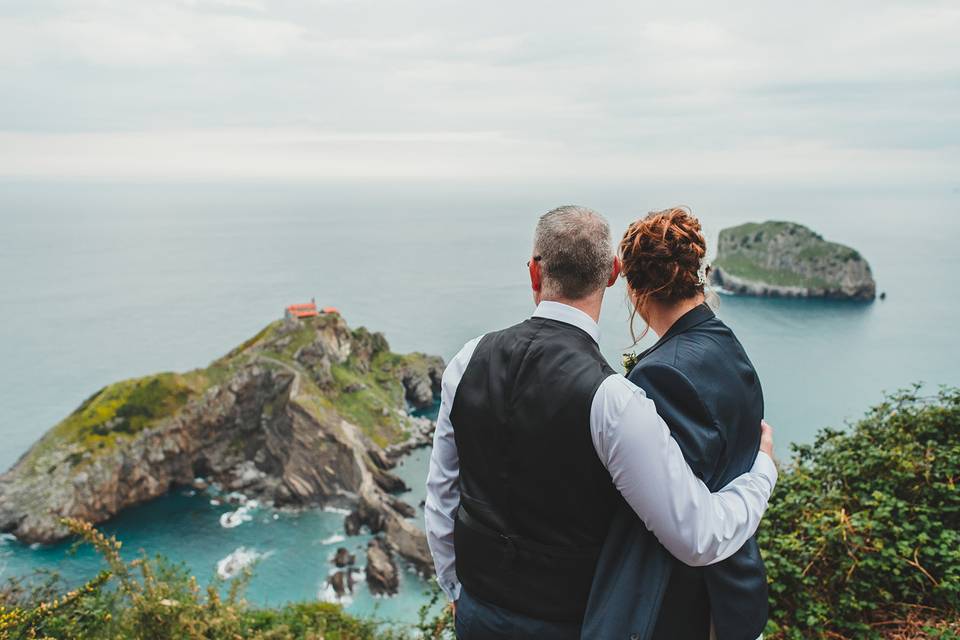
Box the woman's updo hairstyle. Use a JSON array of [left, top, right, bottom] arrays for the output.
[[619, 206, 709, 342]]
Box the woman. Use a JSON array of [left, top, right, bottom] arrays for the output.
[[585, 207, 768, 640]]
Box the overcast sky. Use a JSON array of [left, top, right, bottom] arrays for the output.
[[1, 0, 957, 183]]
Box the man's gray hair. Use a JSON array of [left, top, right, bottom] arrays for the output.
[[534, 205, 614, 300]]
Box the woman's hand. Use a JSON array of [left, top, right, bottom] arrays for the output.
[[760, 420, 774, 458]]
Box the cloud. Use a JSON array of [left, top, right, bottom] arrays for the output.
[[0, 0, 956, 182], [1, 128, 952, 184]]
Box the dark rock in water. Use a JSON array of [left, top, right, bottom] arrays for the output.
[[346, 499, 386, 534], [342, 494, 433, 576], [389, 497, 416, 518], [365, 536, 399, 595], [0, 313, 439, 576], [344, 511, 363, 536], [334, 547, 356, 568], [374, 470, 408, 494], [329, 569, 354, 596], [711, 221, 876, 301]]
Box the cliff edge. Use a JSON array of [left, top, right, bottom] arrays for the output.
[[0, 313, 443, 575], [711, 221, 876, 300]]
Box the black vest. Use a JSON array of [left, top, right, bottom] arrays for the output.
[[451, 317, 619, 623]]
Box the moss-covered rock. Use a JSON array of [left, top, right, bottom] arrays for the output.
[[711, 221, 876, 300]]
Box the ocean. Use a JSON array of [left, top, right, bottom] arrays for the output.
[[1, 180, 957, 626]]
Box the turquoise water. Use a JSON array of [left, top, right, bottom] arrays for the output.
[[1, 181, 958, 621]]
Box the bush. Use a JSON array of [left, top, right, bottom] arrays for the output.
[[0, 519, 389, 640], [760, 387, 960, 639]]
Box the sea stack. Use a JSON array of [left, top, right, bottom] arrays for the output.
[[711, 221, 876, 301]]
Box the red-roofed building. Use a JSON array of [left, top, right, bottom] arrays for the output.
[[285, 301, 318, 320], [285, 300, 340, 320]]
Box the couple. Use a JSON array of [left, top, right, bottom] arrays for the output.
[[425, 206, 776, 640]]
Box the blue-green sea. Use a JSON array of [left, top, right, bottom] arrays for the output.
[[1, 181, 958, 624]]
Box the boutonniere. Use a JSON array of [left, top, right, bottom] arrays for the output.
[[622, 352, 639, 376]]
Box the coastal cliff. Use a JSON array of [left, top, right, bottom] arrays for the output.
[[0, 313, 443, 575], [711, 221, 876, 300]]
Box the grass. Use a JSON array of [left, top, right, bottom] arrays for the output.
[[796, 243, 862, 262], [713, 255, 831, 289], [721, 221, 804, 239], [25, 372, 210, 474], [328, 355, 409, 448], [715, 220, 865, 290]]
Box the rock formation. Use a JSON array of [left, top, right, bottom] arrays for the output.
[[328, 569, 355, 598], [365, 536, 399, 595], [711, 221, 876, 300], [333, 547, 356, 568], [0, 313, 443, 574]]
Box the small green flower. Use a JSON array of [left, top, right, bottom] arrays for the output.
[[622, 352, 639, 375]]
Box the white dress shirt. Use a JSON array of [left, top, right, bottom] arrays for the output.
[[425, 301, 778, 602]]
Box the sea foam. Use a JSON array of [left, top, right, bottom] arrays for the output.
[[216, 547, 272, 580], [219, 506, 254, 529]]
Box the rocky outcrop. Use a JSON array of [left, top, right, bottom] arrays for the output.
[[329, 569, 355, 598], [0, 313, 439, 574], [329, 546, 359, 598], [365, 536, 399, 595], [711, 221, 876, 300], [333, 547, 356, 568]]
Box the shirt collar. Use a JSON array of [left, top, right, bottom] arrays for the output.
[[532, 301, 601, 344]]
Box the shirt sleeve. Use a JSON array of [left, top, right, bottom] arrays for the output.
[[590, 374, 778, 567], [424, 335, 483, 602]]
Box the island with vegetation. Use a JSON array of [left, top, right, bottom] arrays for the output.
[[0, 312, 444, 592], [711, 221, 877, 300], [3, 387, 958, 639]]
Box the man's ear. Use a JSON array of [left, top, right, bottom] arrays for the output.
[[529, 258, 542, 292], [607, 256, 621, 288]]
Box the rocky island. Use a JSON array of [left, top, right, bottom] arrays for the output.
[[710, 221, 876, 300], [0, 312, 443, 586]]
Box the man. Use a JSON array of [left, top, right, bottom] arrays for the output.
[[425, 206, 777, 639]]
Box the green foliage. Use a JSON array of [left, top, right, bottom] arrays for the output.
[[0, 519, 396, 640], [223, 315, 423, 448], [25, 372, 206, 473], [0, 568, 113, 640], [760, 386, 960, 639], [713, 254, 831, 288], [328, 362, 404, 447], [715, 219, 864, 289], [326, 350, 434, 447], [0, 516, 463, 640], [241, 602, 380, 639]]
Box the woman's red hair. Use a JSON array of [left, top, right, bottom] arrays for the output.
[[620, 206, 708, 342]]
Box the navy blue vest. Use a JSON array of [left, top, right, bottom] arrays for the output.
[[451, 317, 619, 622], [583, 304, 767, 640]]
